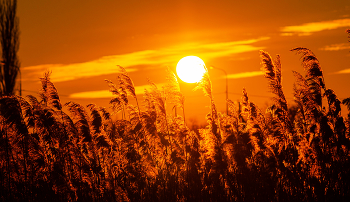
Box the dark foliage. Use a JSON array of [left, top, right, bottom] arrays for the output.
[[1, 44, 350, 201], [0, 0, 20, 96]]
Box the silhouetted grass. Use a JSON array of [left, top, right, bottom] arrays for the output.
[[1, 44, 350, 201]]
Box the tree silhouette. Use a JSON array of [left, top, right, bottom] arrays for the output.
[[0, 0, 20, 96]]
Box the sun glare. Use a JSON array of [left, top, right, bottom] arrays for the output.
[[176, 56, 206, 83]]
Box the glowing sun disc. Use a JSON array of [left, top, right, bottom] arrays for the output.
[[176, 56, 206, 83]]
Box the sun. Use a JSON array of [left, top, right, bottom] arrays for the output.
[[176, 56, 206, 83]]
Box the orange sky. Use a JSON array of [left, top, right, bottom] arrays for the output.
[[17, 0, 350, 123]]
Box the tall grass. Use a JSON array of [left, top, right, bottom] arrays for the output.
[[1, 41, 350, 201]]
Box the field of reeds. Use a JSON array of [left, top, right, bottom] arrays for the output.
[[1, 47, 350, 201]]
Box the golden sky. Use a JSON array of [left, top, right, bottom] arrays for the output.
[[17, 0, 350, 123]]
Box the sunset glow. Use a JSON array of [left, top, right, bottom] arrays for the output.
[[176, 56, 206, 83], [17, 1, 350, 122], [21, 38, 267, 83], [2, 1, 350, 201]]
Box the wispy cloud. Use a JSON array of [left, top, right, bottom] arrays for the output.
[[71, 70, 267, 98], [70, 83, 166, 98], [333, 69, 350, 75], [319, 43, 350, 51], [227, 71, 263, 79], [23, 37, 269, 83], [70, 90, 114, 99], [281, 18, 350, 36]]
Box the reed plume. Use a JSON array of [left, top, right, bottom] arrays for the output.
[[260, 50, 292, 134], [117, 65, 142, 122], [117, 65, 136, 99], [291, 47, 325, 107], [146, 78, 172, 152], [0, 96, 27, 133], [105, 79, 128, 115], [65, 101, 92, 142], [241, 88, 267, 153], [194, 68, 218, 134], [165, 68, 186, 122], [291, 48, 325, 138], [193, 68, 213, 100], [39, 71, 62, 110], [87, 104, 103, 135]]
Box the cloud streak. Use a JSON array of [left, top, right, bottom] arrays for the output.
[[333, 69, 350, 75], [70, 70, 266, 98], [70, 90, 114, 99], [319, 43, 350, 51], [22, 37, 269, 83], [281, 18, 350, 36], [227, 71, 264, 79], [70, 70, 267, 98]]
